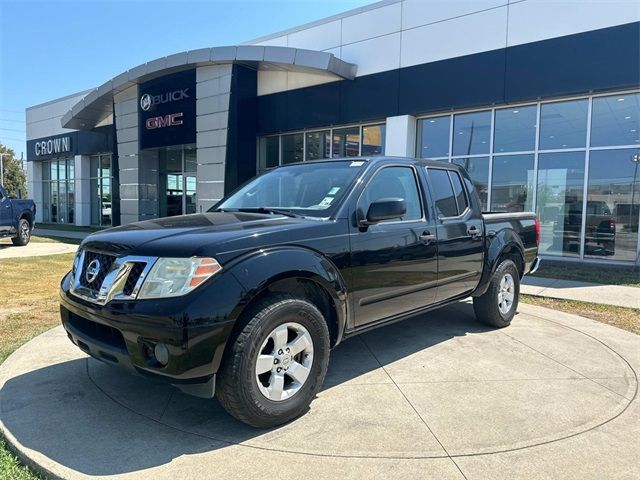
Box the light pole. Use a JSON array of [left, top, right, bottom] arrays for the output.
[[0, 153, 7, 186]]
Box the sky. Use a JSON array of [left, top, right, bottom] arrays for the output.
[[0, 0, 373, 156]]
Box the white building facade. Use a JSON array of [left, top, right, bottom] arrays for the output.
[[26, 0, 640, 264]]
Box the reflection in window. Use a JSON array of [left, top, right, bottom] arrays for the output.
[[333, 127, 360, 157], [452, 157, 489, 210], [418, 116, 450, 158], [281, 133, 304, 164], [362, 124, 386, 156], [305, 130, 331, 160], [491, 154, 535, 212], [591, 93, 640, 147], [539, 99, 588, 150], [453, 111, 491, 156], [536, 152, 585, 257], [494, 106, 537, 152], [584, 149, 640, 261]]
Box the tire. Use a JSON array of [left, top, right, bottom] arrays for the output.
[[473, 259, 520, 328], [216, 293, 331, 428], [11, 219, 31, 246]]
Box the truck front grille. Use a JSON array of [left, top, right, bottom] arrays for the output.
[[78, 251, 117, 293], [123, 262, 147, 296], [70, 249, 156, 305]]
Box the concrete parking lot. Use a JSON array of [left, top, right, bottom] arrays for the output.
[[1, 301, 638, 480]]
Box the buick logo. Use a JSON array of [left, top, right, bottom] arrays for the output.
[[140, 94, 152, 112], [85, 259, 101, 284]]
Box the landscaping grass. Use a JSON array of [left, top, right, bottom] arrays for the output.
[[0, 440, 43, 480], [531, 260, 640, 288], [0, 254, 73, 478], [521, 294, 640, 335]]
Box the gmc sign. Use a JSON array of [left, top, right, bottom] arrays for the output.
[[146, 113, 184, 129]]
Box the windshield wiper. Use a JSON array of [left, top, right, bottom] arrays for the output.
[[222, 207, 301, 218]]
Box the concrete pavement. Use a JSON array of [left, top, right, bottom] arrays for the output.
[[0, 239, 77, 259], [522, 276, 640, 309], [1, 301, 638, 480]]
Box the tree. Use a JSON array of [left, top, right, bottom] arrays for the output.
[[0, 143, 27, 198]]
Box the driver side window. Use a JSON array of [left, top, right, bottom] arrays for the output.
[[361, 166, 422, 222]]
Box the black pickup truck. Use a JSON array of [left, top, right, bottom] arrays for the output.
[[0, 184, 36, 246], [60, 157, 539, 427]]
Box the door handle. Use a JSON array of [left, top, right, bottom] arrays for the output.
[[467, 226, 481, 238], [420, 230, 436, 244]]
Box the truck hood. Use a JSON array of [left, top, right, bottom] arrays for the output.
[[81, 212, 328, 260]]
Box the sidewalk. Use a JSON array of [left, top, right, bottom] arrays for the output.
[[522, 276, 640, 309], [33, 227, 92, 240]]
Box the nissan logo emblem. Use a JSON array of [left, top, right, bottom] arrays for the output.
[[85, 259, 101, 284], [140, 93, 152, 111]]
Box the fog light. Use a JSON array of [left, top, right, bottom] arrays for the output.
[[154, 342, 169, 366]]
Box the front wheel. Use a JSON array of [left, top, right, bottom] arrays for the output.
[[216, 294, 330, 428], [473, 259, 520, 328], [11, 219, 31, 246]]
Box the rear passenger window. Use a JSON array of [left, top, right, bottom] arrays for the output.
[[427, 169, 460, 217], [448, 171, 468, 213]]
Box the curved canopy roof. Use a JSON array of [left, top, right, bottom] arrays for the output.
[[61, 45, 357, 130]]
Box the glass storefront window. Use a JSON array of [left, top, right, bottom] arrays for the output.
[[281, 133, 304, 164], [452, 111, 491, 156], [418, 116, 450, 158], [494, 106, 537, 153], [332, 127, 360, 157], [258, 136, 280, 171], [584, 149, 639, 261], [90, 154, 113, 226], [539, 99, 588, 150], [536, 152, 585, 257], [362, 124, 386, 156], [305, 130, 330, 161], [159, 146, 196, 217], [591, 93, 640, 147], [491, 154, 535, 212], [42, 158, 74, 224], [452, 157, 489, 210]]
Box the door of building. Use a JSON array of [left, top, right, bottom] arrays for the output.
[[159, 145, 197, 217]]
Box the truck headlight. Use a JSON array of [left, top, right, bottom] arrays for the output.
[[137, 257, 222, 299]]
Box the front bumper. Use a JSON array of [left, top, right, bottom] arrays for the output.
[[59, 272, 241, 397]]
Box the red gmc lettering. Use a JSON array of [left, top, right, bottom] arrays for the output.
[[145, 112, 184, 130]]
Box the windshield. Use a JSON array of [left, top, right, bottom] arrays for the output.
[[213, 160, 365, 217]]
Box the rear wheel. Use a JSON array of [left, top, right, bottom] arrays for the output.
[[473, 259, 520, 328], [216, 294, 330, 428], [11, 219, 31, 246]]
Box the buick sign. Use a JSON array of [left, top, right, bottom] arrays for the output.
[[139, 89, 190, 112], [140, 94, 152, 111]]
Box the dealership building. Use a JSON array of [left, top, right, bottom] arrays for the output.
[[26, 0, 639, 264]]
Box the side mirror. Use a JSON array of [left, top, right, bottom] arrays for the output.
[[362, 197, 407, 226]]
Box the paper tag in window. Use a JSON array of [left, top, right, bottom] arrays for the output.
[[328, 187, 340, 195], [350, 161, 365, 167], [319, 197, 334, 207]]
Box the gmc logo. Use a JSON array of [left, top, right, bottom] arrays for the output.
[[145, 113, 184, 130]]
